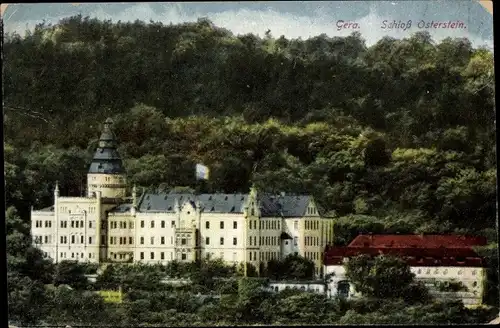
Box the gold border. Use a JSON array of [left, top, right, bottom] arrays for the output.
[[0, 1, 495, 17]]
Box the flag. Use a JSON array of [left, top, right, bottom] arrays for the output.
[[195, 163, 210, 180]]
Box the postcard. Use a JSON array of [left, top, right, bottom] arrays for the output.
[[3, 1, 497, 326]]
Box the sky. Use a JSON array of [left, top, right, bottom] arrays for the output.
[[2, 1, 494, 49]]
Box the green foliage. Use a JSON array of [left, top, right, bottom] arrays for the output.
[[264, 254, 315, 280], [53, 260, 90, 290], [5, 17, 497, 325], [345, 254, 420, 300]]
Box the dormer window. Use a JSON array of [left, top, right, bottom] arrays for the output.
[[225, 196, 228, 200]]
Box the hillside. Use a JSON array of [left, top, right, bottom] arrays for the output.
[[3, 15, 496, 241]]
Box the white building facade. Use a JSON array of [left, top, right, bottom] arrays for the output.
[[322, 236, 487, 306], [30, 118, 335, 277]]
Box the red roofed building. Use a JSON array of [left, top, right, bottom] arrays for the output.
[[323, 234, 487, 306], [347, 234, 487, 249]]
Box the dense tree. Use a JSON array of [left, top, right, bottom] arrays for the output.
[[345, 254, 428, 301], [5, 16, 497, 325]]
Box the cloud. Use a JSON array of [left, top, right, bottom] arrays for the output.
[[3, 3, 493, 49]]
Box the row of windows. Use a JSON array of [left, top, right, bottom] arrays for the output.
[[58, 220, 96, 229], [205, 237, 238, 246], [305, 251, 321, 261], [107, 236, 197, 246], [109, 236, 133, 245], [305, 220, 319, 230], [110, 221, 134, 229], [58, 252, 94, 259], [416, 268, 478, 276], [260, 251, 278, 262], [139, 251, 187, 261], [205, 221, 238, 229], [305, 236, 320, 246], [58, 235, 94, 245], [58, 207, 96, 214], [34, 220, 52, 228], [306, 207, 318, 215]]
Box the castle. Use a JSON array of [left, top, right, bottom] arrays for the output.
[[30, 118, 335, 277]]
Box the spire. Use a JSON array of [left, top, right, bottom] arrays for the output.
[[98, 118, 117, 149], [88, 118, 125, 174], [54, 181, 60, 197]]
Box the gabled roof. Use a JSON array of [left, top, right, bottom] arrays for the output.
[[348, 234, 487, 248], [136, 192, 313, 217], [258, 194, 312, 217], [323, 246, 484, 267]]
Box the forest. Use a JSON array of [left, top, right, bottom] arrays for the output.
[[4, 15, 498, 324]]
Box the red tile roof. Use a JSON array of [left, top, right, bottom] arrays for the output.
[[348, 234, 487, 249], [323, 246, 484, 267]]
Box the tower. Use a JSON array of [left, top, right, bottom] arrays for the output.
[[87, 118, 127, 199]]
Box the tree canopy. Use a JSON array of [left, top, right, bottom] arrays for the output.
[[4, 16, 497, 325]]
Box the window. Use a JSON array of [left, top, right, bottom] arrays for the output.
[[277, 221, 280, 230], [181, 238, 187, 245], [71, 221, 75, 228], [249, 252, 253, 261], [129, 237, 133, 244], [161, 237, 165, 244], [140, 237, 144, 245], [181, 253, 187, 260], [80, 236, 84, 243], [130, 222, 134, 229], [150, 252, 155, 260], [220, 221, 224, 229], [151, 221, 155, 228], [89, 221, 93, 228], [233, 221, 237, 229], [171, 220, 175, 227], [71, 235, 76, 244], [206, 237, 210, 245], [161, 221, 165, 228], [89, 236, 93, 244], [161, 252, 165, 260], [220, 237, 224, 245], [140, 252, 144, 260], [80, 220, 84, 228], [150, 237, 154, 245], [233, 237, 237, 246], [141, 221, 145, 228], [206, 221, 210, 229]]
